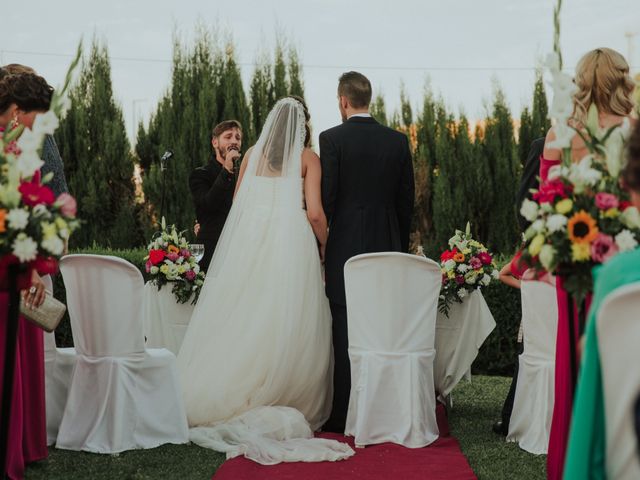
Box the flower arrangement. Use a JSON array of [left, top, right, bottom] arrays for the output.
[[0, 47, 81, 288], [145, 217, 205, 304], [519, 108, 639, 303], [438, 223, 499, 316]]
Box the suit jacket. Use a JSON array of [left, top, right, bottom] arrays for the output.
[[516, 137, 545, 232], [189, 155, 236, 272], [320, 116, 415, 306]]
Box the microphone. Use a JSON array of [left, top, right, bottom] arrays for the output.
[[160, 150, 173, 171]]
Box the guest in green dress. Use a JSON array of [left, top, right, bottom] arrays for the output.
[[563, 118, 640, 479]]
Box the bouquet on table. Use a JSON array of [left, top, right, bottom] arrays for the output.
[[0, 47, 81, 288], [438, 223, 499, 316], [518, 103, 640, 305], [145, 217, 205, 305]]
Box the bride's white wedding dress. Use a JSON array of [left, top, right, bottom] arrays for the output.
[[177, 98, 353, 464]]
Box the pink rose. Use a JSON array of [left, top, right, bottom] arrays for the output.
[[478, 252, 492, 265], [469, 257, 483, 270], [185, 270, 196, 281], [145, 260, 152, 273], [590, 233, 618, 264], [55, 193, 77, 217], [180, 249, 191, 259], [455, 275, 465, 285], [167, 252, 179, 263], [595, 192, 619, 211]]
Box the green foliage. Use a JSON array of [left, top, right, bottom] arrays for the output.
[[370, 93, 388, 126], [248, 41, 306, 142], [56, 39, 143, 248], [480, 87, 520, 253]]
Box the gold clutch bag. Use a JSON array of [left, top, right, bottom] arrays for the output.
[[19, 291, 66, 332]]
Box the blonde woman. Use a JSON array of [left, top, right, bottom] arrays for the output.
[[540, 47, 636, 480]]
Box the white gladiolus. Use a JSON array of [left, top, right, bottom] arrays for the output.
[[32, 111, 60, 136], [16, 128, 42, 154], [480, 274, 491, 286], [530, 219, 546, 233], [16, 150, 44, 178], [457, 288, 468, 299]]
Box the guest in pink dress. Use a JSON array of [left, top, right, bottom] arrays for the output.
[[0, 69, 54, 479], [539, 47, 636, 480]]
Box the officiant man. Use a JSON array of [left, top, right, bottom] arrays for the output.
[[189, 120, 242, 272]]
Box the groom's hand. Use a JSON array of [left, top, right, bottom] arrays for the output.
[[224, 147, 240, 174]]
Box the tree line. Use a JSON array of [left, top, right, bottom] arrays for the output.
[[55, 30, 551, 256]]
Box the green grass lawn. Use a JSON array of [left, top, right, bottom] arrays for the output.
[[26, 375, 546, 479]]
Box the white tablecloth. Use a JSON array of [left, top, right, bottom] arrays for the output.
[[434, 289, 496, 399], [142, 282, 195, 355]]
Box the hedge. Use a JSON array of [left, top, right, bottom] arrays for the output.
[[51, 249, 522, 376]]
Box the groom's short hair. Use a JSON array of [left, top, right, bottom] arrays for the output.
[[212, 120, 242, 139], [338, 71, 372, 109]]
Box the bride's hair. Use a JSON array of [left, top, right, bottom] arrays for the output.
[[262, 96, 309, 174], [572, 48, 635, 126], [287, 95, 311, 148]]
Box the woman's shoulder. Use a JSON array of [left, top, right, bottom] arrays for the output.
[[302, 148, 320, 164]]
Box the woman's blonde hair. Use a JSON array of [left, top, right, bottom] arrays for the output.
[[572, 47, 635, 126]]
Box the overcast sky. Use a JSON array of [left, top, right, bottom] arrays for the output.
[[1, 0, 639, 149]]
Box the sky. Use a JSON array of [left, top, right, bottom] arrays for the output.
[[1, 0, 639, 149]]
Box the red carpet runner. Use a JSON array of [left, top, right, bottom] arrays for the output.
[[212, 404, 476, 480]]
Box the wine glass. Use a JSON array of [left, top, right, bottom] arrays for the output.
[[190, 244, 205, 263]]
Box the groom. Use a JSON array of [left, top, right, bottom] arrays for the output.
[[319, 71, 415, 433]]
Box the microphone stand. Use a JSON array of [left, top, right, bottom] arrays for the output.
[[160, 158, 167, 222]]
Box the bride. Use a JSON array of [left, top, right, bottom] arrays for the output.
[[177, 97, 353, 464]]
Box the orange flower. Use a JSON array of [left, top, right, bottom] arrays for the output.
[[167, 245, 180, 254], [453, 252, 466, 263], [0, 209, 6, 233], [567, 210, 599, 244]]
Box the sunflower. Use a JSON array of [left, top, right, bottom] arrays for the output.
[[567, 210, 599, 244], [453, 252, 466, 263]]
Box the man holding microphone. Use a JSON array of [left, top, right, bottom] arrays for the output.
[[189, 120, 243, 272]]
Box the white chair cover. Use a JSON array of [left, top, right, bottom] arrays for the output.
[[597, 282, 640, 480], [142, 282, 194, 355], [507, 278, 558, 454], [56, 254, 188, 453], [41, 275, 77, 446], [434, 290, 495, 399], [344, 252, 441, 448]]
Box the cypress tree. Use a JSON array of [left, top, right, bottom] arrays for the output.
[[288, 47, 304, 98], [518, 106, 533, 166], [530, 71, 550, 141], [370, 93, 388, 126], [272, 40, 288, 101], [481, 86, 519, 252], [56, 40, 141, 248]]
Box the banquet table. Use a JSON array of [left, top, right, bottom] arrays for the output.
[[434, 289, 496, 399], [142, 282, 195, 355]]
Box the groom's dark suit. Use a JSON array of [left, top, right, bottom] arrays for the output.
[[319, 116, 415, 432]]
